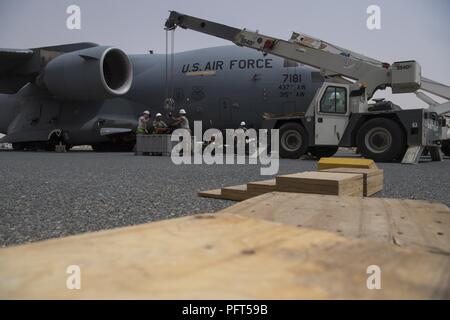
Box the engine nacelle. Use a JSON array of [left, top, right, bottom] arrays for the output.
[[42, 46, 132, 100]]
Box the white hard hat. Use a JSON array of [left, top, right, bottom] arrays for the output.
[[143, 110, 150, 115], [179, 109, 186, 115], [240, 121, 246, 126], [155, 113, 162, 117]]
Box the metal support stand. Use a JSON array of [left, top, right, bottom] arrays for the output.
[[429, 146, 443, 161], [401, 146, 423, 164], [55, 143, 67, 153]]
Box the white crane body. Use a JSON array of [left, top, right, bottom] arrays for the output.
[[165, 11, 450, 162]]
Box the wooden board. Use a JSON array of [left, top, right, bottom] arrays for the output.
[[198, 189, 223, 199], [199, 180, 276, 202], [276, 171, 363, 196], [221, 185, 254, 201], [318, 157, 378, 170], [220, 192, 450, 255], [198, 186, 254, 202], [322, 167, 383, 196], [0, 213, 449, 299], [246, 179, 277, 194]]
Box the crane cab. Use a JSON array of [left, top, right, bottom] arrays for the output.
[[313, 83, 350, 146]]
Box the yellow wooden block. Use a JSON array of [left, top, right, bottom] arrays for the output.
[[318, 157, 378, 170]]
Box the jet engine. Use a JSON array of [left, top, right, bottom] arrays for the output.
[[41, 46, 132, 100]]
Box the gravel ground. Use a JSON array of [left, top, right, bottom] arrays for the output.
[[0, 150, 449, 246]]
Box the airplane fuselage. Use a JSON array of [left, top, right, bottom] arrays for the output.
[[0, 45, 322, 147]]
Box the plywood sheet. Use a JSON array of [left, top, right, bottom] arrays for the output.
[[221, 185, 253, 201], [220, 192, 450, 255], [322, 167, 383, 196], [198, 189, 223, 199], [0, 213, 449, 299], [246, 179, 276, 194], [276, 171, 363, 196], [199, 180, 276, 202]]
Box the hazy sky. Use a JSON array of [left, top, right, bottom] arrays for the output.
[[0, 0, 449, 108]]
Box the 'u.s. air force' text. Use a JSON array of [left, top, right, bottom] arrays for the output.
[[182, 58, 273, 73]]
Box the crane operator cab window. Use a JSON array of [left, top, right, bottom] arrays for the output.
[[320, 86, 347, 114]]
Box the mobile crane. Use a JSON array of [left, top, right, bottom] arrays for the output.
[[164, 11, 450, 163]]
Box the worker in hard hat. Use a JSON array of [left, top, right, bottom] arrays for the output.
[[171, 108, 190, 133], [236, 121, 251, 155], [137, 110, 151, 134], [170, 109, 191, 156], [238, 121, 248, 131], [153, 112, 169, 134]]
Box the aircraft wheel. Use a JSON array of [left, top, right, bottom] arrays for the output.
[[357, 118, 406, 162], [442, 140, 450, 157], [279, 122, 309, 159], [310, 146, 339, 159]]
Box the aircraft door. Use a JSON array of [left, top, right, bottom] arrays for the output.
[[314, 85, 350, 146]]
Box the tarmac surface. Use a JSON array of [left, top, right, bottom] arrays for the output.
[[1, 150, 449, 246]]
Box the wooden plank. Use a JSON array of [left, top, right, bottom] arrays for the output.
[[198, 184, 264, 202], [221, 185, 253, 201], [198, 189, 223, 199], [276, 171, 364, 196], [322, 168, 384, 196], [0, 213, 449, 299], [220, 192, 450, 255], [246, 179, 276, 194], [318, 157, 378, 170], [198, 186, 251, 202]]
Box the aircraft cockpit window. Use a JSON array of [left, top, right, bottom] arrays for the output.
[[320, 86, 347, 114]]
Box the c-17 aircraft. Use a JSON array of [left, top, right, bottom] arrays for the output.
[[0, 42, 325, 154]]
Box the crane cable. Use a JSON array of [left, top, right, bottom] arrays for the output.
[[171, 29, 175, 99], [165, 28, 175, 111], [165, 29, 168, 100]]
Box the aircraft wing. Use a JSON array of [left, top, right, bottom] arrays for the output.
[[0, 42, 98, 94], [0, 48, 35, 94], [0, 49, 34, 72]]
